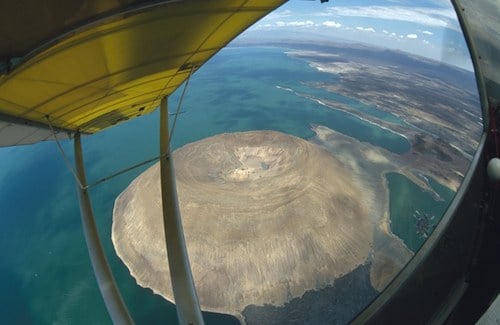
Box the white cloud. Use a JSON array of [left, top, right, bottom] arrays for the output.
[[265, 9, 292, 20], [356, 26, 376, 32], [422, 30, 433, 35], [423, 40, 430, 44], [383, 30, 389, 34], [325, 6, 457, 29], [322, 21, 342, 28], [407, 34, 418, 39], [287, 20, 314, 27], [276, 21, 286, 27]]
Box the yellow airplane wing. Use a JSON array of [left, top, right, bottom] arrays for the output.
[[0, 0, 285, 146]]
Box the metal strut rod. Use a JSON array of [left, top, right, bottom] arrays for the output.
[[159, 97, 204, 325], [74, 132, 134, 325]]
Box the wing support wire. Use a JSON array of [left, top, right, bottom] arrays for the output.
[[46, 116, 85, 189], [160, 96, 204, 325], [74, 132, 134, 325], [86, 66, 194, 189], [47, 66, 194, 191]]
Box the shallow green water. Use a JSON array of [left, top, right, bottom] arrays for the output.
[[386, 172, 456, 252]]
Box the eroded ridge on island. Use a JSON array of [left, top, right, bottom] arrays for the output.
[[112, 130, 377, 318]]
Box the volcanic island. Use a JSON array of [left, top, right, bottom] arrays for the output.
[[112, 130, 411, 321]]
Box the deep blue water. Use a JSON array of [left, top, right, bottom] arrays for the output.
[[0, 46, 454, 324]]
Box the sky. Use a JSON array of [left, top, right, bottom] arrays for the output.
[[240, 0, 473, 70]]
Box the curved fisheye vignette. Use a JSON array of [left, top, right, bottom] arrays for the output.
[[0, 1, 496, 325], [112, 1, 482, 323]]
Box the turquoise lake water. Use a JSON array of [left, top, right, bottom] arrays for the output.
[[0, 46, 458, 324], [386, 172, 456, 252]]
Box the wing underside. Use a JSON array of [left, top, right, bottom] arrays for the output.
[[0, 0, 285, 146]]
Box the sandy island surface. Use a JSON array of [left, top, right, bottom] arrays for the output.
[[112, 131, 393, 318]]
